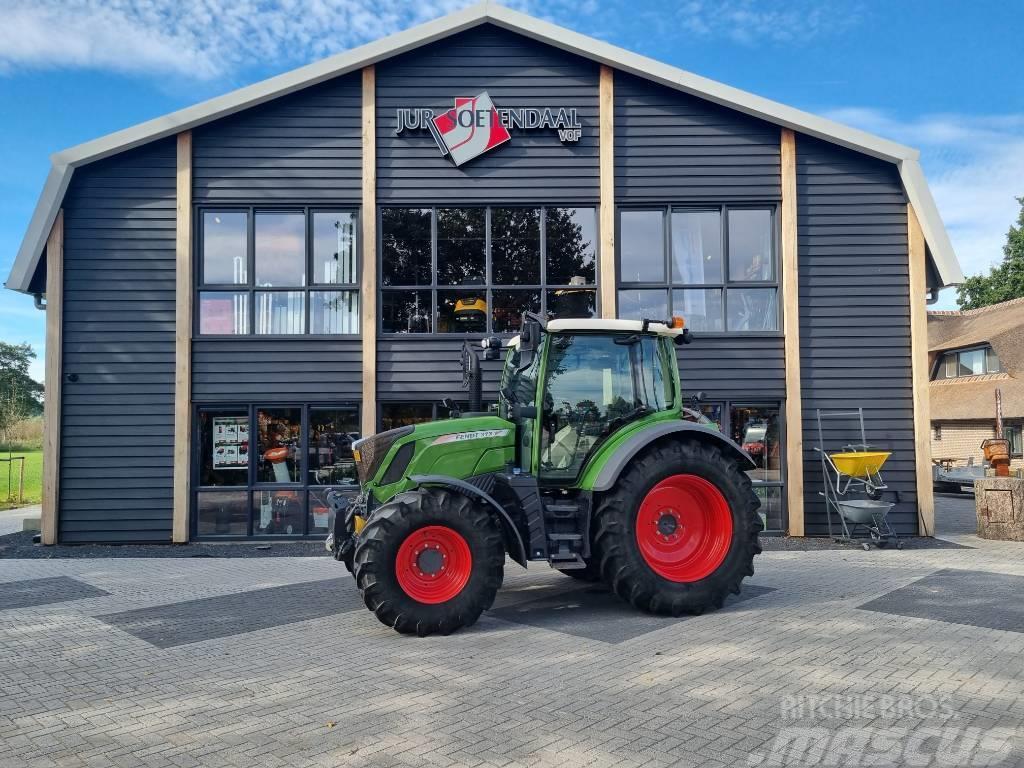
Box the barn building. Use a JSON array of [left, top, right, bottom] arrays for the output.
[[4, 3, 962, 543]]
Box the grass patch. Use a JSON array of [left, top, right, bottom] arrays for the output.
[[1, 451, 42, 510]]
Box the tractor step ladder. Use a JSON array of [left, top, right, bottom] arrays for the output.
[[543, 498, 589, 569], [547, 533, 587, 569]]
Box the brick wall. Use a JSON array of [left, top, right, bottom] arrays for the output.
[[932, 420, 1024, 471]]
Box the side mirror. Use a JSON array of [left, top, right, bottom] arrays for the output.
[[518, 313, 543, 369], [481, 336, 503, 361]]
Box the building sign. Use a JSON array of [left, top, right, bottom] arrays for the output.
[[395, 91, 582, 166]]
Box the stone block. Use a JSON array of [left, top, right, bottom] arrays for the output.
[[975, 477, 1024, 540]]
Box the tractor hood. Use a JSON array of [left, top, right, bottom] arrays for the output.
[[355, 415, 517, 503]]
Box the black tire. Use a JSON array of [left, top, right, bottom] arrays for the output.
[[353, 487, 505, 636], [593, 439, 762, 616]]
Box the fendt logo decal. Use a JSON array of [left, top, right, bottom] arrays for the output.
[[430, 429, 510, 446], [395, 92, 582, 167]]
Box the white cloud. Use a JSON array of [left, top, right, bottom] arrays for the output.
[[0, 0, 848, 84], [0, 0, 476, 80], [825, 108, 1024, 309], [676, 0, 862, 45]]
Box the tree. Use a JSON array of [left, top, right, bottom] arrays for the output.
[[0, 342, 44, 451], [956, 197, 1024, 310]]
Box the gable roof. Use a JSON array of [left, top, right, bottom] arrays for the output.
[[5, 1, 963, 294]]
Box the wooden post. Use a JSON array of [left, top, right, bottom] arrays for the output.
[[361, 65, 378, 437], [41, 209, 64, 545], [172, 131, 193, 544], [780, 129, 805, 536], [599, 65, 616, 319], [907, 203, 935, 535]]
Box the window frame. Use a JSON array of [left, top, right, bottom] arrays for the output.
[[699, 399, 787, 533], [195, 206, 361, 339], [615, 204, 781, 336], [378, 204, 601, 336], [191, 401, 361, 539], [1007, 424, 1022, 459], [932, 344, 1002, 380]]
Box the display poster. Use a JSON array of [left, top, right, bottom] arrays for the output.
[[213, 416, 249, 470]]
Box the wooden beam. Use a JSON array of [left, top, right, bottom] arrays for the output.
[[172, 131, 192, 544], [41, 209, 63, 546], [599, 65, 616, 319], [908, 203, 935, 536], [361, 65, 377, 437], [780, 129, 805, 537]]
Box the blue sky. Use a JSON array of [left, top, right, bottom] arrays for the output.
[[2, 0, 1022, 382]]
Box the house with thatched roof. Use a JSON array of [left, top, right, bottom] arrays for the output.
[[928, 297, 1024, 471]]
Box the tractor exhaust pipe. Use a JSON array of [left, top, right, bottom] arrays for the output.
[[462, 340, 483, 412]]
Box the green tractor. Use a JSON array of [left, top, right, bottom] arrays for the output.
[[327, 314, 762, 636]]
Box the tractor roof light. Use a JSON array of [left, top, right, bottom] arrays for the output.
[[670, 316, 685, 329]]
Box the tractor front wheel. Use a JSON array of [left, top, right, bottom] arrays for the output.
[[353, 488, 505, 636], [593, 439, 762, 616]]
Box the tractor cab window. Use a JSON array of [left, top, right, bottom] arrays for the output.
[[539, 334, 667, 482]]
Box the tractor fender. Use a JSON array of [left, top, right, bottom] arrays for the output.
[[408, 474, 528, 567], [590, 422, 756, 492]]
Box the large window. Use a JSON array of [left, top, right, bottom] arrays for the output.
[[381, 206, 598, 334], [1007, 425, 1022, 459], [698, 401, 785, 532], [934, 345, 1002, 379], [198, 208, 359, 336], [617, 206, 777, 332], [194, 404, 359, 538]]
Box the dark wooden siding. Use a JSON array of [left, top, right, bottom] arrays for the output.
[[192, 74, 361, 203], [614, 73, 781, 202], [796, 135, 916, 535], [191, 339, 362, 402], [376, 25, 599, 204], [676, 337, 786, 402], [377, 339, 503, 403], [59, 139, 177, 543]]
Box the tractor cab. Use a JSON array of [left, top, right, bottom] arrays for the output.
[[327, 313, 761, 637], [499, 315, 690, 484]]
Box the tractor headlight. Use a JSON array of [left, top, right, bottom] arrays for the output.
[[352, 426, 414, 485]]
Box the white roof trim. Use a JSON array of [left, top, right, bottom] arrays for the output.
[[5, 0, 962, 293], [547, 318, 685, 336]]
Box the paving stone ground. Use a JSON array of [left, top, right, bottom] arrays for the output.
[[0, 495, 1021, 768]]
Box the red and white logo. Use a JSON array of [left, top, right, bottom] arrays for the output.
[[431, 92, 511, 166]]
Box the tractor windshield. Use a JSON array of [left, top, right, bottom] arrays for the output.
[[539, 333, 673, 483]]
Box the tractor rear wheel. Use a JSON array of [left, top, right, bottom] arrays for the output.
[[353, 487, 505, 636], [593, 439, 761, 616]]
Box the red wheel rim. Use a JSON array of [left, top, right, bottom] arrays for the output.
[[395, 525, 472, 604], [635, 474, 732, 582]]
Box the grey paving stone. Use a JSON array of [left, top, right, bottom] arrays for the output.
[[0, 576, 109, 611], [3, 500, 1024, 768], [97, 577, 361, 648], [489, 583, 776, 643], [857, 568, 1024, 633]]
